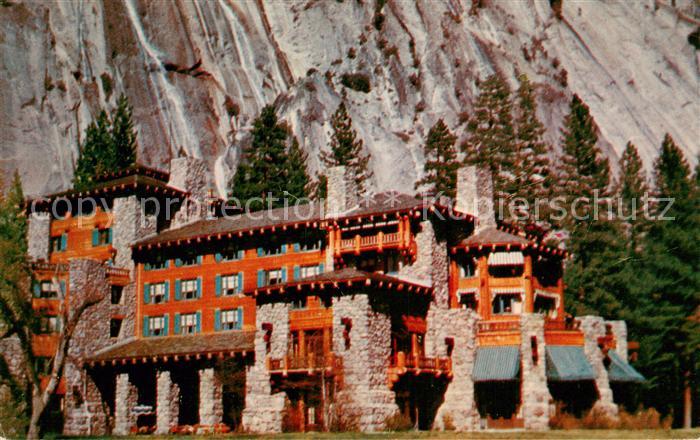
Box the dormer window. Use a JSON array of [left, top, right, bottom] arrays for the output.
[[487, 252, 524, 278]]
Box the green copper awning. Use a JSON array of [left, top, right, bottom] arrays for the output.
[[473, 346, 520, 382], [546, 346, 596, 381], [607, 351, 645, 383]]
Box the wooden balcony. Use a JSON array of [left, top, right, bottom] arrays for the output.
[[478, 320, 520, 333], [267, 353, 342, 376], [544, 318, 584, 345], [389, 352, 452, 378], [336, 231, 407, 255]]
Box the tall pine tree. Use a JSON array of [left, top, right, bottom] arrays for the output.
[[463, 73, 516, 201], [321, 102, 373, 197], [283, 137, 311, 201], [614, 141, 649, 255], [415, 119, 459, 199], [110, 94, 137, 170]]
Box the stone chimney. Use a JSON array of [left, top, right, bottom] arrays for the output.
[[325, 166, 358, 217], [455, 165, 496, 232], [168, 156, 211, 227]]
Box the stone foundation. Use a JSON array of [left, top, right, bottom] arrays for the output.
[[156, 370, 180, 434], [519, 314, 552, 430], [114, 373, 138, 435], [580, 316, 618, 418], [27, 212, 50, 261], [332, 294, 398, 431], [430, 308, 480, 431]]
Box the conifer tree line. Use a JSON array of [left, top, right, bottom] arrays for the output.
[[73, 94, 137, 190], [417, 72, 698, 427]]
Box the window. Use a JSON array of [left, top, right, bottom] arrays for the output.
[[215, 248, 244, 262], [110, 318, 122, 338], [147, 316, 166, 337], [459, 258, 477, 278], [50, 234, 67, 253], [308, 407, 316, 425], [146, 282, 168, 304], [295, 231, 323, 252], [36, 280, 60, 299], [144, 258, 168, 271], [534, 295, 557, 317], [175, 255, 201, 267], [459, 292, 478, 311], [488, 265, 524, 278], [299, 264, 322, 279], [258, 237, 285, 257], [219, 274, 242, 296], [178, 279, 199, 300], [39, 316, 61, 334], [267, 268, 284, 285], [110, 285, 124, 305], [92, 228, 112, 247], [218, 308, 243, 331], [178, 313, 198, 335], [291, 297, 307, 310], [492, 294, 522, 315]]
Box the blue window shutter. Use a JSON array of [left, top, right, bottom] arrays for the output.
[[215, 275, 222, 297], [175, 258, 182, 267], [143, 317, 149, 337], [107, 228, 113, 244], [319, 263, 325, 273], [164, 281, 170, 302], [144, 263, 151, 271], [144, 283, 151, 304], [197, 255, 202, 265], [281, 244, 287, 254], [175, 280, 181, 301], [60, 281, 66, 297], [294, 265, 300, 280], [215, 253, 222, 263], [92, 229, 99, 246], [163, 315, 169, 336], [214, 309, 221, 331], [174, 313, 181, 335], [237, 272, 243, 293], [281, 267, 287, 283], [257, 270, 264, 287], [293, 242, 300, 252], [237, 249, 244, 260], [196, 311, 201, 333], [257, 247, 263, 257], [165, 260, 171, 269], [60, 233, 67, 250], [197, 277, 202, 298], [33, 282, 40, 297], [237, 307, 243, 329]]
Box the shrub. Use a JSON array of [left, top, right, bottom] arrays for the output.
[[384, 411, 413, 431], [44, 76, 54, 92], [442, 412, 456, 431], [409, 73, 420, 88], [340, 73, 371, 93], [306, 67, 318, 76], [224, 96, 240, 118], [347, 47, 357, 59], [329, 397, 360, 432], [383, 45, 399, 60], [414, 101, 426, 113], [550, 0, 563, 19], [100, 72, 113, 98], [550, 406, 672, 430]]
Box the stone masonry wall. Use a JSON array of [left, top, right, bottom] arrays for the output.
[[398, 220, 449, 307], [114, 373, 138, 435], [168, 156, 211, 228], [332, 294, 398, 431], [63, 259, 112, 436], [156, 370, 180, 434], [199, 367, 223, 429], [27, 212, 50, 261], [242, 302, 290, 433], [607, 320, 628, 360], [325, 166, 358, 216], [430, 308, 480, 431], [519, 314, 552, 430], [580, 316, 618, 418], [112, 195, 157, 271], [455, 166, 496, 232]]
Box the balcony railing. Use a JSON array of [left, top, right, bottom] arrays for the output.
[[106, 266, 130, 278], [268, 353, 342, 374], [337, 231, 406, 254], [390, 352, 452, 375], [544, 319, 580, 331], [478, 320, 520, 333]]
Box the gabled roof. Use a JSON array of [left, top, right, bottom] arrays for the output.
[[462, 227, 531, 247], [86, 331, 255, 365], [92, 164, 170, 184], [249, 268, 433, 298], [330, 192, 425, 221]]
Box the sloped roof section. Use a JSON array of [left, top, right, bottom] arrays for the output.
[[473, 346, 521, 382], [546, 346, 596, 381], [462, 227, 531, 247], [334, 191, 424, 219], [607, 351, 645, 383], [87, 331, 254, 363]]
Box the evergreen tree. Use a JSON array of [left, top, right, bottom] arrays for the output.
[[463, 73, 516, 200], [415, 119, 459, 199], [614, 141, 649, 254], [283, 137, 311, 201], [228, 105, 291, 211], [512, 74, 553, 224], [311, 174, 328, 201], [73, 111, 113, 190], [321, 102, 373, 197], [632, 136, 699, 426], [110, 94, 137, 170]]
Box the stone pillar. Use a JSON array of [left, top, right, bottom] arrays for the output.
[[519, 314, 552, 430], [580, 316, 618, 418], [431, 309, 480, 431], [332, 294, 398, 431], [325, 166, 358, 216], [156, 370, 180, 434], [168, 156, 211, 228], [242, 303, 290, 433], [112, 195, 157, 271], [199, 368, 223, 428], [455, 166, 496, 232], [607, 320, 628, 360], [114, 373, 137, 435], [398, 220, 449, 307], [27, 212, 50, 261]]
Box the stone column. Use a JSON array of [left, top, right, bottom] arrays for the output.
[[168, 156, 212, 228], [607, 320, 628, 360], [242, 303, 290, 433], [156, 370, 180, 434], [199, 368, 223, 428], [114, 373, 137, 435], [398, 220, 449, 307], [455, 166, 496, 232], [112, 195, 157, 271], [580, 316, 618, 418], [27, 212, 50, 261], [332, 294, 398, 432], [431, 309, 480, 431], [519, 314, 552, 430], [325, 166, 358, 216]]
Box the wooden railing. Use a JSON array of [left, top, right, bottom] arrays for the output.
[[390, 352, 452, 375], [337, 231, 406, 254], [544, 319, 580, 331], [268, 353, 342, 373], [105, 266, 130, 278], [478, 320, 520, 333], [31, 262, 68, 273]]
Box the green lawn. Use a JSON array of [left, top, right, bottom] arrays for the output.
[[115, 429, 700, 440]]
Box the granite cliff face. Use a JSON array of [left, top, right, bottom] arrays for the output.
[[1, 0, 698, 197]]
